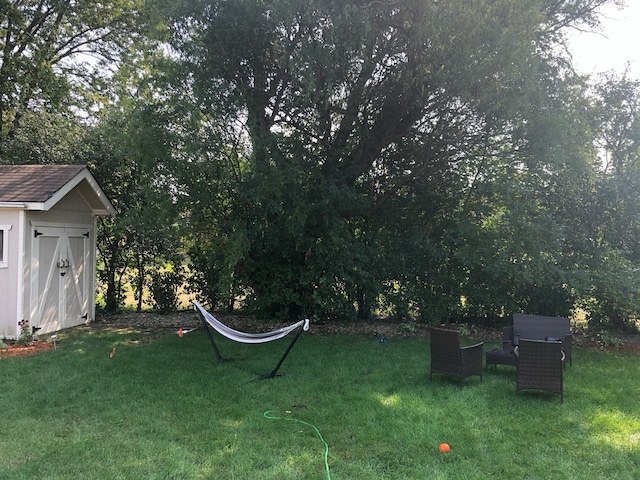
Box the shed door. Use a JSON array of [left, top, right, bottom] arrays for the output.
[[32, 226, 91, 334]]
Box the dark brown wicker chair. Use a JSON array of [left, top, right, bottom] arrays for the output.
[[485, 325, 517, 370], [513, 314, 573, 366], [515, 339, 565, 403], [429, 327, 483, 383]]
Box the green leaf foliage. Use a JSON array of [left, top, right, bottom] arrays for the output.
[[4, 0, 640, 332], [165, 0, 625, 322]]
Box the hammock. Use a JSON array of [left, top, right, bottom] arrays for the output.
[[193, 302, 310, 380]]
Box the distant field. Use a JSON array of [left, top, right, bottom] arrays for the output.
[[118, 282, 195, 311]]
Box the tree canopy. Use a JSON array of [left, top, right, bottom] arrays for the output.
[[164, 0, 627, 322], [0, 0, 148, 139], [2, 0, 639, 331]]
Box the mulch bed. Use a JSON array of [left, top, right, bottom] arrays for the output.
[[600, 343, 640, 354], [0, 340, 56, 359], [2, 310, 639, 358]]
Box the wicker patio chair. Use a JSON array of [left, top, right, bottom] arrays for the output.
[[515, 339, 565, 403], [513, 314, 573, 366], [429, 327, 483, 384], [485, 325, 517, 370]]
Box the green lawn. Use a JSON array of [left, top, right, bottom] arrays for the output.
[[0, 326, 638, 479]]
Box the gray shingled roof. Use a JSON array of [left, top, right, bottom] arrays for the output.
[[0, 164, 87, 203]]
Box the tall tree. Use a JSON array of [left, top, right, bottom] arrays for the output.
[[165, 0, 617, 319], [75, 46, 187, 312], [577, 72, 640, 330], [0, 0, 147, 143]]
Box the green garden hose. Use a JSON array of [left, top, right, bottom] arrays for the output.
[[263, 410, 331, 480]]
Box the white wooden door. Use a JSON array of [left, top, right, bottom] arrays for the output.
[[32, 226, 91, 334]]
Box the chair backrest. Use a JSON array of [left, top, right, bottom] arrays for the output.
[[516, 339, 564, 401], [517, 338, 563, 360], [517, 339, 564, 378], [513, 314, 570, 341], [429, 327, 463, 366], [502, 325, 515, 353], [429, 327, 461, 350]]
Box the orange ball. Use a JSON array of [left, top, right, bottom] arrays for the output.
[[438, 442, 451, 453]]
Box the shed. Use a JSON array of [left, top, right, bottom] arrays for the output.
[[0, 165, 115, 339]]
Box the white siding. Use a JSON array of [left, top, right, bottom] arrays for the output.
[[0, 209, 21, 339]]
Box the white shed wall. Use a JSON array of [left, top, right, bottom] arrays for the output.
[[0, 209, 22, 339], [1, 168, 113, 340], [24, 189, 98, 335], [28, 190, 95, 225]]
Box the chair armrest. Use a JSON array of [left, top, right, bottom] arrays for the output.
[[563, 333, 573, 365], [461, 342, 483, 369], [563, 333, 572, 346], [461, 342, 484, 360]]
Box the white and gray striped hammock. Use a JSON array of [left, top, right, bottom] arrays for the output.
[[193, 302, 310, 380]]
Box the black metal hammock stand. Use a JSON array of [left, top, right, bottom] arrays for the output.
[[193, 302, 310, 381]]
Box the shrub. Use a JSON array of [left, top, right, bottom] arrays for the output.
[[149, 266, 185, 313]]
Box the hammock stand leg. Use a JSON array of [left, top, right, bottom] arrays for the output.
[[251, 324, 305, 382], [200, 310, 233, 363]]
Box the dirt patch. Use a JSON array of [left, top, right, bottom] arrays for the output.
[[86, 310, 640, 352], [0, 340, 56, 359], [89, 310, 443, 340], [3, 309, 639, 358], [600, 342, 640, 354]]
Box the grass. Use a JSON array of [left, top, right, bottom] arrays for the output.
[[0, 326, 639, 479]]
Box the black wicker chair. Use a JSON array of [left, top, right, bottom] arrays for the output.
[[515, 339, 565, 403], [485, 325, 517, 370], [513, 314, 573, 367], [429, 327, 483, 384]]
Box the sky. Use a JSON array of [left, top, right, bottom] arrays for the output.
[[567, 2, 640, 78]]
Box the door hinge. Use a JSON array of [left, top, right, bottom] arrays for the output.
[[34, 230, 43, 237]]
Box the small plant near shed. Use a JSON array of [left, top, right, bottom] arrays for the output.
[[16, 319, 33, 346]]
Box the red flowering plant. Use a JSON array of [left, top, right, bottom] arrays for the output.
[[16, 319, 33, 346]]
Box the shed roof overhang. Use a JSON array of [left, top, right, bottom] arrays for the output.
[[0, 167, 115, 216], [0, 202, 27, 209], [40, 169, 115, 216]]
